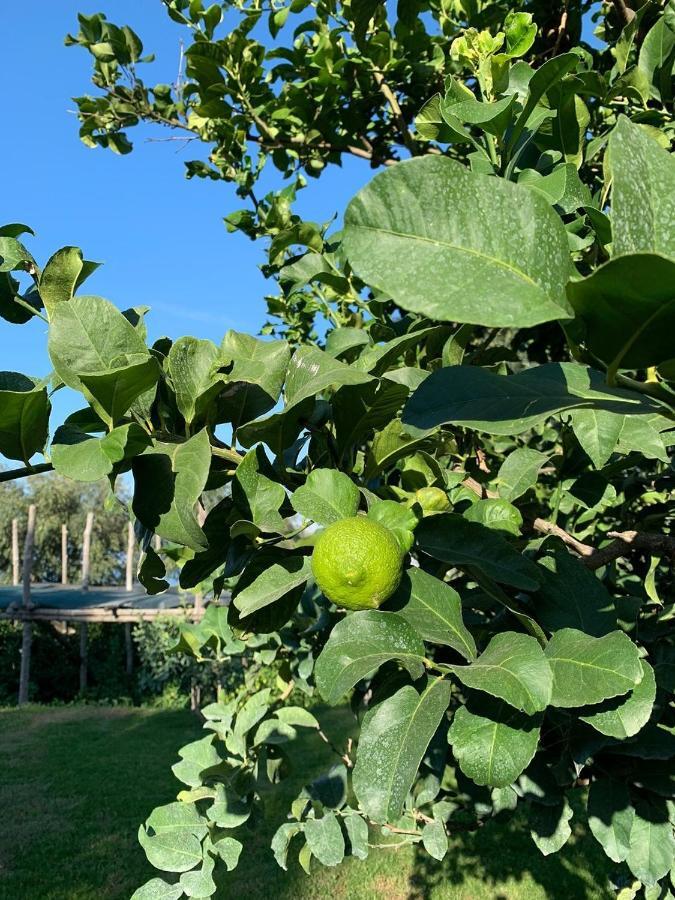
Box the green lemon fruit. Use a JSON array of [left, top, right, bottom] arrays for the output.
[[311, 516, 404, 610], [415, 486, 450, 513]]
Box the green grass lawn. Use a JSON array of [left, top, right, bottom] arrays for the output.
[[0, 705, 619, 900]]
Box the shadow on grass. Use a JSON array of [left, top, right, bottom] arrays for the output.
[[0, 705, 618, 900]]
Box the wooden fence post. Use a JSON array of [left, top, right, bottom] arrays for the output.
[[79, 512, 94, 693], [11, 518, 20, 586], [61, 523, 68, 585], [18, 504, 36, 705], [125, 521, 134, 676]]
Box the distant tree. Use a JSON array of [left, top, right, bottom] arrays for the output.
[[0, 475, 129, 585]]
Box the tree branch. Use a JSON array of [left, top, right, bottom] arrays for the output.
[[371, 69, 417, 155], [460, 475, 675, 570], [611, 0, 634, 26], [0, 463, 53, 484]]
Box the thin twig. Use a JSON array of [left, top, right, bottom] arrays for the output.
[[372, 68, 416, 155]]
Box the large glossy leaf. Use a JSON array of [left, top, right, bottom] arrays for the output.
[[448, 695, 541, 788], [167, 337, 220, 427], [0, 372, 50, 463], [291, 469, 360, 526], [610, 115, 675, 259], [343, 156, 572, 328], [534, 544, 616, 636], [352, 677, 452, 821], [48, 295, 159, 425], [132, 430, 211, 551], [314, 610, 426, 705], [544, 628, 643, 708], [588, 779, 634, 864], [403, 362, 658, 435], [332, 378, 409, 457], [567, 254, 675, 369], [51, 421, 149, 482], [450, 632, 552, 715], [579, 659, 656, 739], [386, 568, 477, 660], [416, 514, 542, 590], [232, 555, 311, 618], [217, 331, 290, 427]]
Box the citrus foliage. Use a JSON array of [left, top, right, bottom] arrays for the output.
[[2, 1, 675, 897]]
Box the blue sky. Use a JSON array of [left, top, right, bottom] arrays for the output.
[[1, 2, 602, 460], [0, 0, 373, 439]]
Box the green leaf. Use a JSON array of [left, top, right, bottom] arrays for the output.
[[179, 853, 216, 898], [232, 555, 311, 618], [450, 632, 552, 715], [167, 337, 220, 427], [352, 677, 453, 821], [567, 254, 675, 369], [353, 327, 439, 376], [0, 235, 36, 272], [333, 379, 409, 456], [304, 812, 345, 867], [138, 826, 203, 874], [627, 797, 675, 886], [544, 628, 643, 708], [206, 785, 250, 828], [534, 544, 616, 636], [130, 878, 184, 900], [171, 735, 221, 787], [403, 362, 659, 435], [271, 823, 302, 870], [610, 115, 675, 259], [416, 514, 542, 591], [146, 802, 209, 837], [386, 568, 476, 660], [314, 610, 426, 706], [588, 779, 634, 864], [0, 372, 50, 463], [138, 546, 169, 596], [415, 93, 472, 143], [497, 448, 548, 502], [275, 706, 319, 728], [507, 53, 578, 154], [218, 331, 290, 427], [580, 659, 656, 739], [232, 445, 286, 533], [529, 798, 573, 856], [291, 469, 359, 526], [210, 835, 242, 870], [502, 10, 536, 58], [448, 696, 541, 788], [38, 247, 85, 318], [285, 345, 374, 406], [366, 500, 418, 553], [422, 819, 448, 860], [132, 430, 211, 551], [51, 422, 149, 482], [344, 814, 369, 860], [343, 156, 572, 328], [569, 409, 624, 469], [48, 295, 160, 425], [364, 418, 430, 478], [463, 498, 523, 536]]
